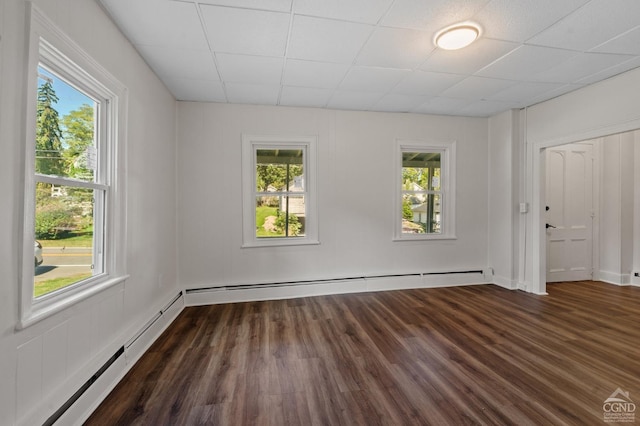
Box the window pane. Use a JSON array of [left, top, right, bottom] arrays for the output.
[[34, 183, 96, 297], [402, 152, 441, 191], [402, 194, 441, 234], [255, 195, 306, 238], [256, 149, 304, 192], [401, 151, 442, 235], [36, 66, 97, 181]]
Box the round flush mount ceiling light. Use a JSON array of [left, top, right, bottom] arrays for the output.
[[435, 23, 481, 50]]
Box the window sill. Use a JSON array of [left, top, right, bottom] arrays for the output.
[[393, 234, 457, 242], [242, 238, 320, 248], [17, 274, 129, 330]]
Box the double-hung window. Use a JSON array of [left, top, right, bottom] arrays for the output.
[[20, 6, 127, 327], [395, 140, 456, 240], [241, 135, 318, 247]]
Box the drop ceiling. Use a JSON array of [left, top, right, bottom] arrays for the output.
[[98, 0, 640, 117]]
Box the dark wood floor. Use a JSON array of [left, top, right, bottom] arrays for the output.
[[86, 281, 640, 425]]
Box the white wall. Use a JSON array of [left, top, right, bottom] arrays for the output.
[[526, 68, 640, 146], [634, 131, 640, 286], [523, 66, 640, 293], [177, 103, 489, 290], [0, 1, 179, 424], [487, 109, 520, 288], [599, 133, 635, 284], [621, 133, 636, 283]]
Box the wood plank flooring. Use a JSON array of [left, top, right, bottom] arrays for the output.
[[86, 281, 640, 425]]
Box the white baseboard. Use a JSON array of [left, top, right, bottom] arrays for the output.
[[599, 270, 631, 286], [185, 271, 489, 306], [492, 275, 517, 290]]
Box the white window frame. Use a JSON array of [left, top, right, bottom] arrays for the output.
[[394, 139, 456, 241], [241, 135, 318, 248], [19, 5, 128, 328]]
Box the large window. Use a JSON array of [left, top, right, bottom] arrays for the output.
[[395, 141, 456, 240], [33, 65, 102, 299], [242, 135, 318, 247], [20, 6, 127, 327]]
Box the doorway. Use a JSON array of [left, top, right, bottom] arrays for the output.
[[544, 142, 596, 282]]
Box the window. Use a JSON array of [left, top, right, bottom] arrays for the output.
[[242, 135, 318, 247], [395, 140, 456, 240], [20, 6, 127, 327]]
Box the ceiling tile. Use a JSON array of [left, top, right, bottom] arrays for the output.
[[382, 0, 490, 32], [287, 15, 374, 63], [100, 0, 208, 49], [487, 81, 565, 104], [136, 46, 219, 80], [440, 76, 515, 99], [196, 0, 292, 13], [163, 78, 226, 102], [279, 87, 334, 107], [527, 0, 640, 51], [531, 52, 635, 84], [294, 0, 393, 24], [200, 5, 290, 56], [575, 56, 640, 85], [282, 60, 350, 88], [355, 27, 434, 69], [393, 70, 464, 96], [225, 83, 281, 105], [458, 99, 519, 117], [527, 83, 585, 105], [371, 93, 429, 112], [339, 66, 410, 92], [592, 26, 640, 55], [421, 38, 518, 75], [473, 0, 589, 43], [326, 90, 385, 110], [411, 97, 471, 115], [216, 54, 284, 84], [476, 45, 577, 81]]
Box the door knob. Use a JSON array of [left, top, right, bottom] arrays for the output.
[[546, 223, 556, 229]]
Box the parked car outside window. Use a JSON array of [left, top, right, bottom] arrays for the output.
[[35, 240, 43, 267]]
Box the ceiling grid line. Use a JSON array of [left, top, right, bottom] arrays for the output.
[[192, 1, 226, 97], [276, 0, 298, 106]]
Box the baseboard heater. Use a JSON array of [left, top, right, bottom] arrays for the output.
[[43, 291, 183, 426], [185, 270, 485, 294], [124, 291, 183, 350], [42, 347, 124, 426]]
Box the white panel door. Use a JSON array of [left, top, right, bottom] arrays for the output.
[[546, 143, 594, 282]]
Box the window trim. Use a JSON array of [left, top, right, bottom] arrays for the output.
[[18, 5, 128, 329], [241, 134, 318, 248], [394, 139, 457, 241]]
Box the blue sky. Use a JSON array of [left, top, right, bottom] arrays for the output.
[[38, 66, 95, 118]]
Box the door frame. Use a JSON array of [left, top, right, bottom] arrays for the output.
[[527, 126, 634, 295]]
